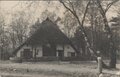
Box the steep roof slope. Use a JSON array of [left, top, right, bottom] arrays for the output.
[[13, 18, 78, 55], [25, 18, 70, 45]]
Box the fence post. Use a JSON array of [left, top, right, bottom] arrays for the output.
[[97, 57, 102, 74]]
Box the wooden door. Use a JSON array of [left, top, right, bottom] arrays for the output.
[[58, 50, 64, 60]]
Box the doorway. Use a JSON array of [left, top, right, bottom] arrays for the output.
[[58, 50, 64, 60], [22, 49, 32, 59], [42, 43, 56, 56]]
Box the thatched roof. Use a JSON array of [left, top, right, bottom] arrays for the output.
[[13, 18, 77, 55], [26, 18, 70, 45]]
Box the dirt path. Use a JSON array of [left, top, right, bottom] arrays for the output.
[[0, 72, 66, 77], [0, 61, 97, 77], [0, 61, 119, 77]]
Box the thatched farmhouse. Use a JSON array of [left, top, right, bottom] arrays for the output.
[[13, 18, 77, 61]]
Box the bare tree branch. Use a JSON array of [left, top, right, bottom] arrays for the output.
[[60, 0, 98, 56], [68, 0, 76, 14], [81, 0, 91, 26], [59, 0, 80, 25], [105, 0, 119, 13], [60, 0, 112, 68]]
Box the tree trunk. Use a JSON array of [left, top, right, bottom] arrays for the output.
[[96, 0, 117, 68], [103, 18, 116, 68], [109, 42, 116, 68]]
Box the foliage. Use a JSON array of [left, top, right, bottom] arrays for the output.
[[0, 13, 10, 60], [9, 11, 30, 50]]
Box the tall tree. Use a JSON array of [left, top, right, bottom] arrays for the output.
[[59, 0, 118, 68], [0, 12, 10, 60], [59, 0, 100, 63], [96, 0, 119, 68], [9, 11, 29, 50], [61, 12, 77, 38]]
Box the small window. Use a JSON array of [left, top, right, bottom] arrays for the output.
[[71, 52, 75, 57], [36, 49, 39, 55], [67, 46, 70, 49], [68, 52, 75, 57]]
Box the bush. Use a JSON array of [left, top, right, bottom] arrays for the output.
[[9, 57, 22, 63]]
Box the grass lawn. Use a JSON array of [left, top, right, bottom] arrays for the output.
[[0, 60, 119, 77]]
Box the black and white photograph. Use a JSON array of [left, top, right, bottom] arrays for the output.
[[0, 0, 120, 77]]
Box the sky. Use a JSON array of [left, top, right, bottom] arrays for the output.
[[0, 1, 65, 24], [0, 1, 18, 11], [0, 1, 119, 25]]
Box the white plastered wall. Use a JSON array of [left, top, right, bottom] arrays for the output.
[[64, 45, 76, 57], [16, 44, 75, 58], [16, 45, 43, 58], [16, 45, 32, 57], [36, 46, 43, 57]]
